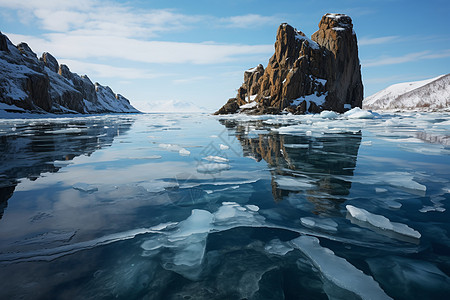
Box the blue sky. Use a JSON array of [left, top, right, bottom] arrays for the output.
[[0, 0, 449, 112]]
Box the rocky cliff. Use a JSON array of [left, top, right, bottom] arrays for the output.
[[0, 31, 139, 114], [215, 14, 363, 115], [363, 74, 450, 111]]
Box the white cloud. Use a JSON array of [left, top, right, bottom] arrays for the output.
[[359, 36, 399, 46], [7, 33, 273, 65], [362, 50, 450, 67], [220, 14, 281, 28], [0, 0, 201, 38], [58, 59, 169, 80]]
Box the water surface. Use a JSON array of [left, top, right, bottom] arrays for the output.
[[0, 112, 449, 299]]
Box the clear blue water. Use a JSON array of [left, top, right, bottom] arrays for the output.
[[0, 112, 449, 299]]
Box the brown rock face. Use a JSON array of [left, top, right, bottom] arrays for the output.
[[215, 13, 363, 115]]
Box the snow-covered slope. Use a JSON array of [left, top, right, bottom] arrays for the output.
[[0, 32, 139, 115], [363, 74, 450, 111]]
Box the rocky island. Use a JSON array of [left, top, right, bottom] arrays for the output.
[[0, 32, 139, 114], [215, 13, 363, 115]]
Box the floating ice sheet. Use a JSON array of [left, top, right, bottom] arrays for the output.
[[301, 217, 338, 232], [265, 239, 294, 256], [346, 205, 421, 239], [202, 155, 229, 163], [290, 236, 392, 300]]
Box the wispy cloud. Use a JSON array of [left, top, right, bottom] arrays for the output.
[[359, 35, 399, 46], [362, 50, 450, 67], [219, 14, 281, 28], [7, 33, 273, 65], [58, 59, 170, 80], [0, 0, 200, 38]]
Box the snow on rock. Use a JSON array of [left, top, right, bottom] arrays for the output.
[[290, 236, 393, 300], [346, 205, 421, 239], [363, 74, 450, 111], [240, 101, 258, 109], [0, 32, 139, 115]]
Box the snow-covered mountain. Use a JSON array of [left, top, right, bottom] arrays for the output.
[[0, 31, 139, 115], [363, 74, 450, 111]]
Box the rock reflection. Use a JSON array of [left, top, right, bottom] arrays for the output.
[[220, 119, 361, 213], [0, 117, 134, 218]]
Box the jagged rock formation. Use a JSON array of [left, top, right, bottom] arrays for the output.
[[363, 74, 450, 111], [215, 14, 363, 115], [0, 32, 139, 114]]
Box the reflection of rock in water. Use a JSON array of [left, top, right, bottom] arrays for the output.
[[220, 119, 361, 213], [0, 117, 134, 218]]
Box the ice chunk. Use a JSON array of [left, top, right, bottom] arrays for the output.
[[72, 182, 98, 193], [375, 188, 388, 193], [178, 148, 190, 156], [203, 155, 229, 163], [275, 176, 315, 191], [197, 163, 230, 174], [265, 239, 294, 256], [346, 205, 421, 239], [291, 236, 392, 300], [220, 144, 229, 150], [320, 110, 338, 119], [301, 217, 338, 232], [245, 204, 259, 212], [159, 143, 182, 152], [344, 107, 375, 119], [170, 209, 213, 240]]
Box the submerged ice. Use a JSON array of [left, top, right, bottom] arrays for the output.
[[0, 111, 449, 299]]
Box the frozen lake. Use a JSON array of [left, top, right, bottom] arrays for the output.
[[0, 110, 449, 299]]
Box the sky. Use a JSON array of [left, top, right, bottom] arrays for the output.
[[0, 0, 449, 112]]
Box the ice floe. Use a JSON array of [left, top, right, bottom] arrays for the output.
[[346, 205, 421, 239], [196, 163, 230, 174], [178, 148, 190, 156], [202, 155, 229, 163], [264, 239, 294, 256], [290, 236, 392, 300]]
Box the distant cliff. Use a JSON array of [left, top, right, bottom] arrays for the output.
[[363, 74, 450, 111], [0, 31, 139, 114], [215, 13, 363, 115]]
